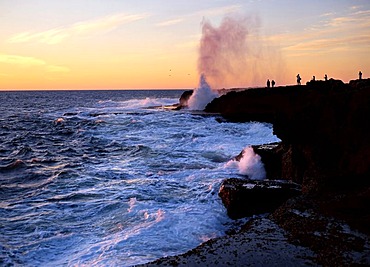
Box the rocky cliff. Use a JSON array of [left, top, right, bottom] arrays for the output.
[[206, 79, 370, 194], [211, 79, 370, 264], [140, 80, 370, 266]]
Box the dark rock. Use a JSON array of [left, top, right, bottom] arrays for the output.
[[207, 79, 370, 194], [233, 143, 283, 180], [218, 178, 301, 219], [252, 143, 283, 180], [271, 192, 370, 266], [178, 90, 193, 108]]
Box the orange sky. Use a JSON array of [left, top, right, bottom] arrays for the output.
[[0, 1, 369, 90]]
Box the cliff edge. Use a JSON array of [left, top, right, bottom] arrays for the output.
[[206, 79, 370, 194]]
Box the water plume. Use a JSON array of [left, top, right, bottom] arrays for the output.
[[198, 16, 252, 89], [187, 74, 218, 110], [227, 146, 266, 180], [187, 14, 287, 110]]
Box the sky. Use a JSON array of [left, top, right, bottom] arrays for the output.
[[0, 0, 369, 90]]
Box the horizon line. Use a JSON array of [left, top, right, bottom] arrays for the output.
[[0, 88, 195, 92]]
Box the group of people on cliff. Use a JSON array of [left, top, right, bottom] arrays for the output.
[[265, 71, 364, 88], [296, 71, 363, 85]]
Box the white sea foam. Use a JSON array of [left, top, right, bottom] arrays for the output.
[[119, 97, 178, 109], [226, 146, 266, 180], [188, 74, 218, 110]]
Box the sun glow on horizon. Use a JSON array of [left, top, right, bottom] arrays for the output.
[[0, 1, 369, 90]]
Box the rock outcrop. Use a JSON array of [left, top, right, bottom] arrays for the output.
[[211, 78, 370, 245], [218, 178, 301, 219], [141, 79, 370, 266], [207, 78, 370, 195], [177, 90, 193, 109]]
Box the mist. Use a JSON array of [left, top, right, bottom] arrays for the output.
[[187, 14, 286, 110]]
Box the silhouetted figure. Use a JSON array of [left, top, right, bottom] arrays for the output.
[[312, 76, 316, 81], [297, 74, 301, 85], [359, 71, 362, 80], [271, 80, 275, 87], [267, 79, 271, 88], [324, 74, 328, 81]]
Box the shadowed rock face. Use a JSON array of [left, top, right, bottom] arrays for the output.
[[218, 178, 301, 219], [206, 79, 370, 194]]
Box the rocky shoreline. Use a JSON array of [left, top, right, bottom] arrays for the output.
[[138, 79, 370, 266]]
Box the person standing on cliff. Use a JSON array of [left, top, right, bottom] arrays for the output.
[[267, 79, 271, 88], [324, 74, 328, 81], [271, 80, 275, 87], [297, 74, 301, 85], [359, 71, 362, 80]]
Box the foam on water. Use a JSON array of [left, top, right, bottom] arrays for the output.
[[226, 146, 266, 180], [0, 91, 280, 266]]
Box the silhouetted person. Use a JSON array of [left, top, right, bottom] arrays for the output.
[[271, 80, 275, 87], [297, 74, 301, 85], [312, 76, 316, 81], [359, 71, 362, 80], [324, 74, 328, 81], [267, 79, 271, 88]]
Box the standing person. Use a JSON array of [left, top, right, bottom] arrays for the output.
[[359, 71, 362, 80], [271, 80, 275, 87], [324, 74, 328, 81], [267, 79, 271, 88], [297, 74, 301, 85]]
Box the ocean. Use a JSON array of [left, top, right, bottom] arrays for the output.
[[0, 90, 280, 266]]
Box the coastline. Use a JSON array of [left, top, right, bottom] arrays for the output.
[[138, 78, 370, 266]]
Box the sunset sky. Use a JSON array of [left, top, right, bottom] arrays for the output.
[[1, 0, 369, 90]]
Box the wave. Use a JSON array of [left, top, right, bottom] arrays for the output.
[[116, 97, 179, 110], [0, 159, 27, 171]]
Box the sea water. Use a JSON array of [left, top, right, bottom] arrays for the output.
[[0, 90, 280, 266]]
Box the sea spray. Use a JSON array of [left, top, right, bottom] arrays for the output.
[[227, 146, 266, 180], [187, 16, 250, 110], [196, 14, 286, 90], [198, 16, 250, 89], [188, 15, 260, 110], [188, 74, 218, 110]]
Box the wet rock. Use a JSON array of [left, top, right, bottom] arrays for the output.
[[272, 193, 370, 266], [139, 217, 317, 267], [178, 90, 193, 109], [252, 143, 283, 180], [218, 178, 301, 219], [206, 79, 370, 194]]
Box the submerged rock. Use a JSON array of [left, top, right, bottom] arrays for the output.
[[218, 178, 301, 219]]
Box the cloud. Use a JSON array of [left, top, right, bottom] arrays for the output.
[[284, 35, 370, 53], [8, 12, 149, 45], [72, 13, 148, 33], [276, 6, 370, 55], [156, 4, 242, 28], [0, 54, 70, 73], [156, 18, 184, 27], [196, 4, 243, 17], [0, 54, 46, 66]]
